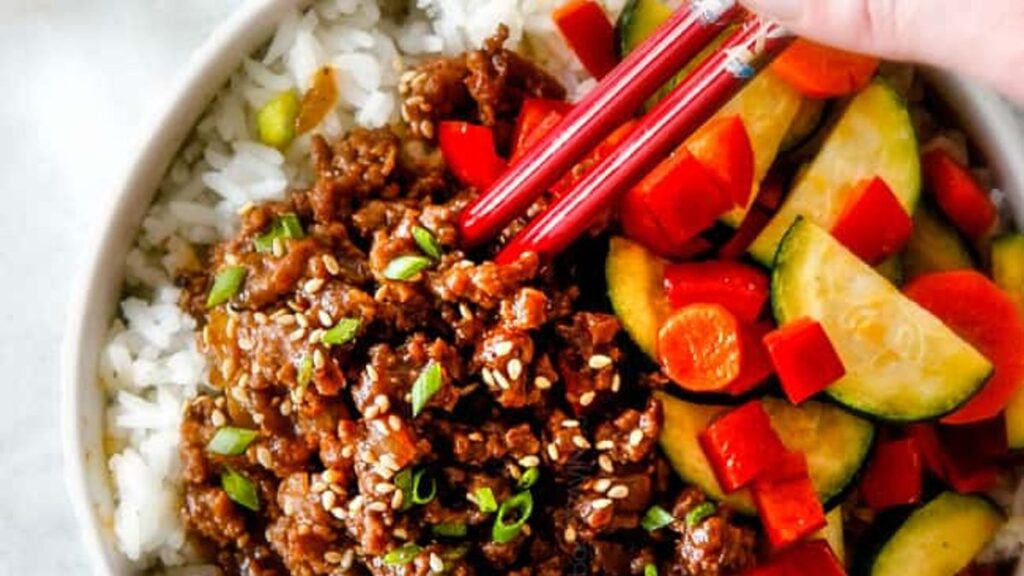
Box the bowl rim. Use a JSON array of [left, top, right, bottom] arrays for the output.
[[61, 2, 1024, 574]]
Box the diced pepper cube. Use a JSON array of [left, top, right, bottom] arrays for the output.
[[859, 437, 923, 510], [751, 452, 827, 550], [699, 400, 788, 492], [763, 319, 846, 404]]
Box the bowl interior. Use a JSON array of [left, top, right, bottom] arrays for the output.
[[62, 7, 1024, 573]]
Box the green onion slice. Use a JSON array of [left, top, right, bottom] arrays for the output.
[[442, 543, 471, 560], [257, 90, 300, 149], [492, 491, 533, 544], [517, 467, 540, 490], [645, 564, 658, 576], [207, 427, 259, 456], [384, 255, 433, 281], [641, 505, 674, 532], [206, 266, 247, 308], [431, 522, 467, 538], [382, 543, 422, 566], [221, 467, 260, 511], [253, 213, 304, 253], [297, 354, 314, 391], [685, 502, 717, 527], [412, 225, 443, 260], [394, 468, 414, 512], [411, 362, 443, 417], [322, 317, 360, 347], [411, 468, 437, 505], [475, 487, 498, 514]]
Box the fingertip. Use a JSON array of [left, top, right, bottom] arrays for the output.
[[740, 0, 804, 22]]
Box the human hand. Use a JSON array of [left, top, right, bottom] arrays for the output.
[[740, 0, 1024, 103]]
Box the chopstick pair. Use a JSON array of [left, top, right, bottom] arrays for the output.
[[456, 1, 794, 263]]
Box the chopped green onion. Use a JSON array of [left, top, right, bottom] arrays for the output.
[[474, 487, 498, 514], [412, 225, 443, 260], [384, 255, 433, 281], [206, 266, 247, 308], [321, 318, 360, 347], [492, 491, 533, 544], [394, 468, 414, 512], [297, 354, 314, 391], [517, 467, 540, 490], [640, 505, 674, 532], [207, 427, 259, 456], [221, 467, 259, 511], [442, 543, 471, 560], [645, 564, 658, 576], [253, 213, 305, 253], [411, 362, 443, 417], [411, 468, 437, 505], [382, 543, 422, 566], [257, 90, 300, 149], [685, 502, 717, 527], [431, 522, 467, 538]]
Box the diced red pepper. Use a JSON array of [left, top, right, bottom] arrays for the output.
[[658, 304, 744, 393], [439, 122, 508, 190], [700, 400, 788, 492], [859, 437, 923, 510], [769, 38, 879, 99], [905, 271, 1024, 424], [909, 424, 1001, 494], [553, 0, 618, 79], [687, 115, 756, 207], [763, 319, 846, 405], [726, 321, 776, 396], [552, 120, 637, 197], [664, 261, 770, 324], [511, 98, 573, 163], [744, 540, 846, 576], [831, 177, 914, 265], [923, 148, 997, 239], [751, 451, 828, 550]]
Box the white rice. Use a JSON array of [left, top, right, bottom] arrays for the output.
[[100, 0, 1022, 572]]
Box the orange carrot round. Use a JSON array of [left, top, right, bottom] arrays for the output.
[[657, 303, 743, 392]]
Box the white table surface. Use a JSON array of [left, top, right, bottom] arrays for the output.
[[1, 1, 1022, 574]]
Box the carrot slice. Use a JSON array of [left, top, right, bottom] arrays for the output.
[[904, 271, 1024, 424], [657, 303, 744, 392], [770, 39, 878, 98], [923, 149, 997, 239]]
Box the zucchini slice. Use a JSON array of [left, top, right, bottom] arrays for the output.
[[773, 219, 992, 421], [903, 206, 975, 281], [656, 392, 874, 515], [816, 507, 846, 563], [750, 82, 921, 264], [993, 234, 1024, 448], [606, 236, 670, 359], [867, 492, 1003, 576]]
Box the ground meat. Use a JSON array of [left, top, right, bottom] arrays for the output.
[[178, 30, 766, 576]]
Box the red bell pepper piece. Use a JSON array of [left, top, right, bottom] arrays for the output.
[[859, 437, 923, 510], [726, 321, 776, 396], [620, 181, 715, 258], [909, 423, 1002, 493], [751, 451, 828, 550], [769, 38, 879, 98], [687, 115, 756, 207], [658, 304, 744, 393], [830, 177, 914, 265], [552, 0, 618, 80], [439, 122, 508, 190], [744, 540, 846, 576], [700, 400, 788, 492], [664, 261, 770, 324], [904, 271, 1024, 424], [511, 98, 573, 163], [923, 148, 997, 239], [763, 319, 847, 405]]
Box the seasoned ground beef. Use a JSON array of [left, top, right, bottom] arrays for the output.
[[179, 30, 758, 575]]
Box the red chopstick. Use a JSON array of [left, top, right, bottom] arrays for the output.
[[457, 2, 742, 248], [496, 18, 794, 265]]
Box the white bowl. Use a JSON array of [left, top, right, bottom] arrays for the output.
[[61, 1, 1024, 573]]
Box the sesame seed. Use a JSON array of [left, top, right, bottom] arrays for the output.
[[481, 367, 495, 387], [275, 313, 295, 326], [364, 405, 380, 419], [318, 310, 334, 327], [375, 394, 391, 413], [211, 409, 226, 428], [519, 455, 540, 468], [588, 354, 613, 369], [307, 329, 324, 344], [572, 435, 591, 450], [379, 454, 401, 472], [599, 454, 614, 473], [225, 254, 239, 266], [322, 254, 341, 276], [429, 553, 444, 573], [341, 550, 354, 569], [366, 501, 388, 513], [534, 375, 552, 390], [420, 120, 435, 139], [493, 341, 514, 357], [547, 444, 559, 461], [324, 551, 342, 564], [506, 358, 523, 380], [596, 440, 615, 451], [272, 237, 285, 258], [468, 431, 484, 442], [349, 495, 365, 512], [593, 479, 611, 493], [313, 348, 326, 369], [280, 400, 292, 416], [372, 419, 390, 435], [375, 482, 396, 495], [612, 373, 622, 392], [256, 446, 272, 468], [562, 419, 580, 428], [340, 445, 354, 459], [608, 485, 630, 500], [564, 526, 577, 543], [394, 527, 410, 540], [506, 463, 522, 480], [579, 391, 596, 406], [492, 370, 510, 390], [592, 498, 613, 510], [312, 481, 327, 494], [295, 313, 309, 328], [629, 429, 645, 447], [288, 328, 306, 342], [323, 469, 341, 484], [238, 201, 255, 215], [321, 490, 337, 510], [304, 278, 325, 294], [366, 365, 379, 381], [388, 415, 402, 431], [391, 490, 404, 510], [226, 316, 238, 338], [459, 303, 474, 320]]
